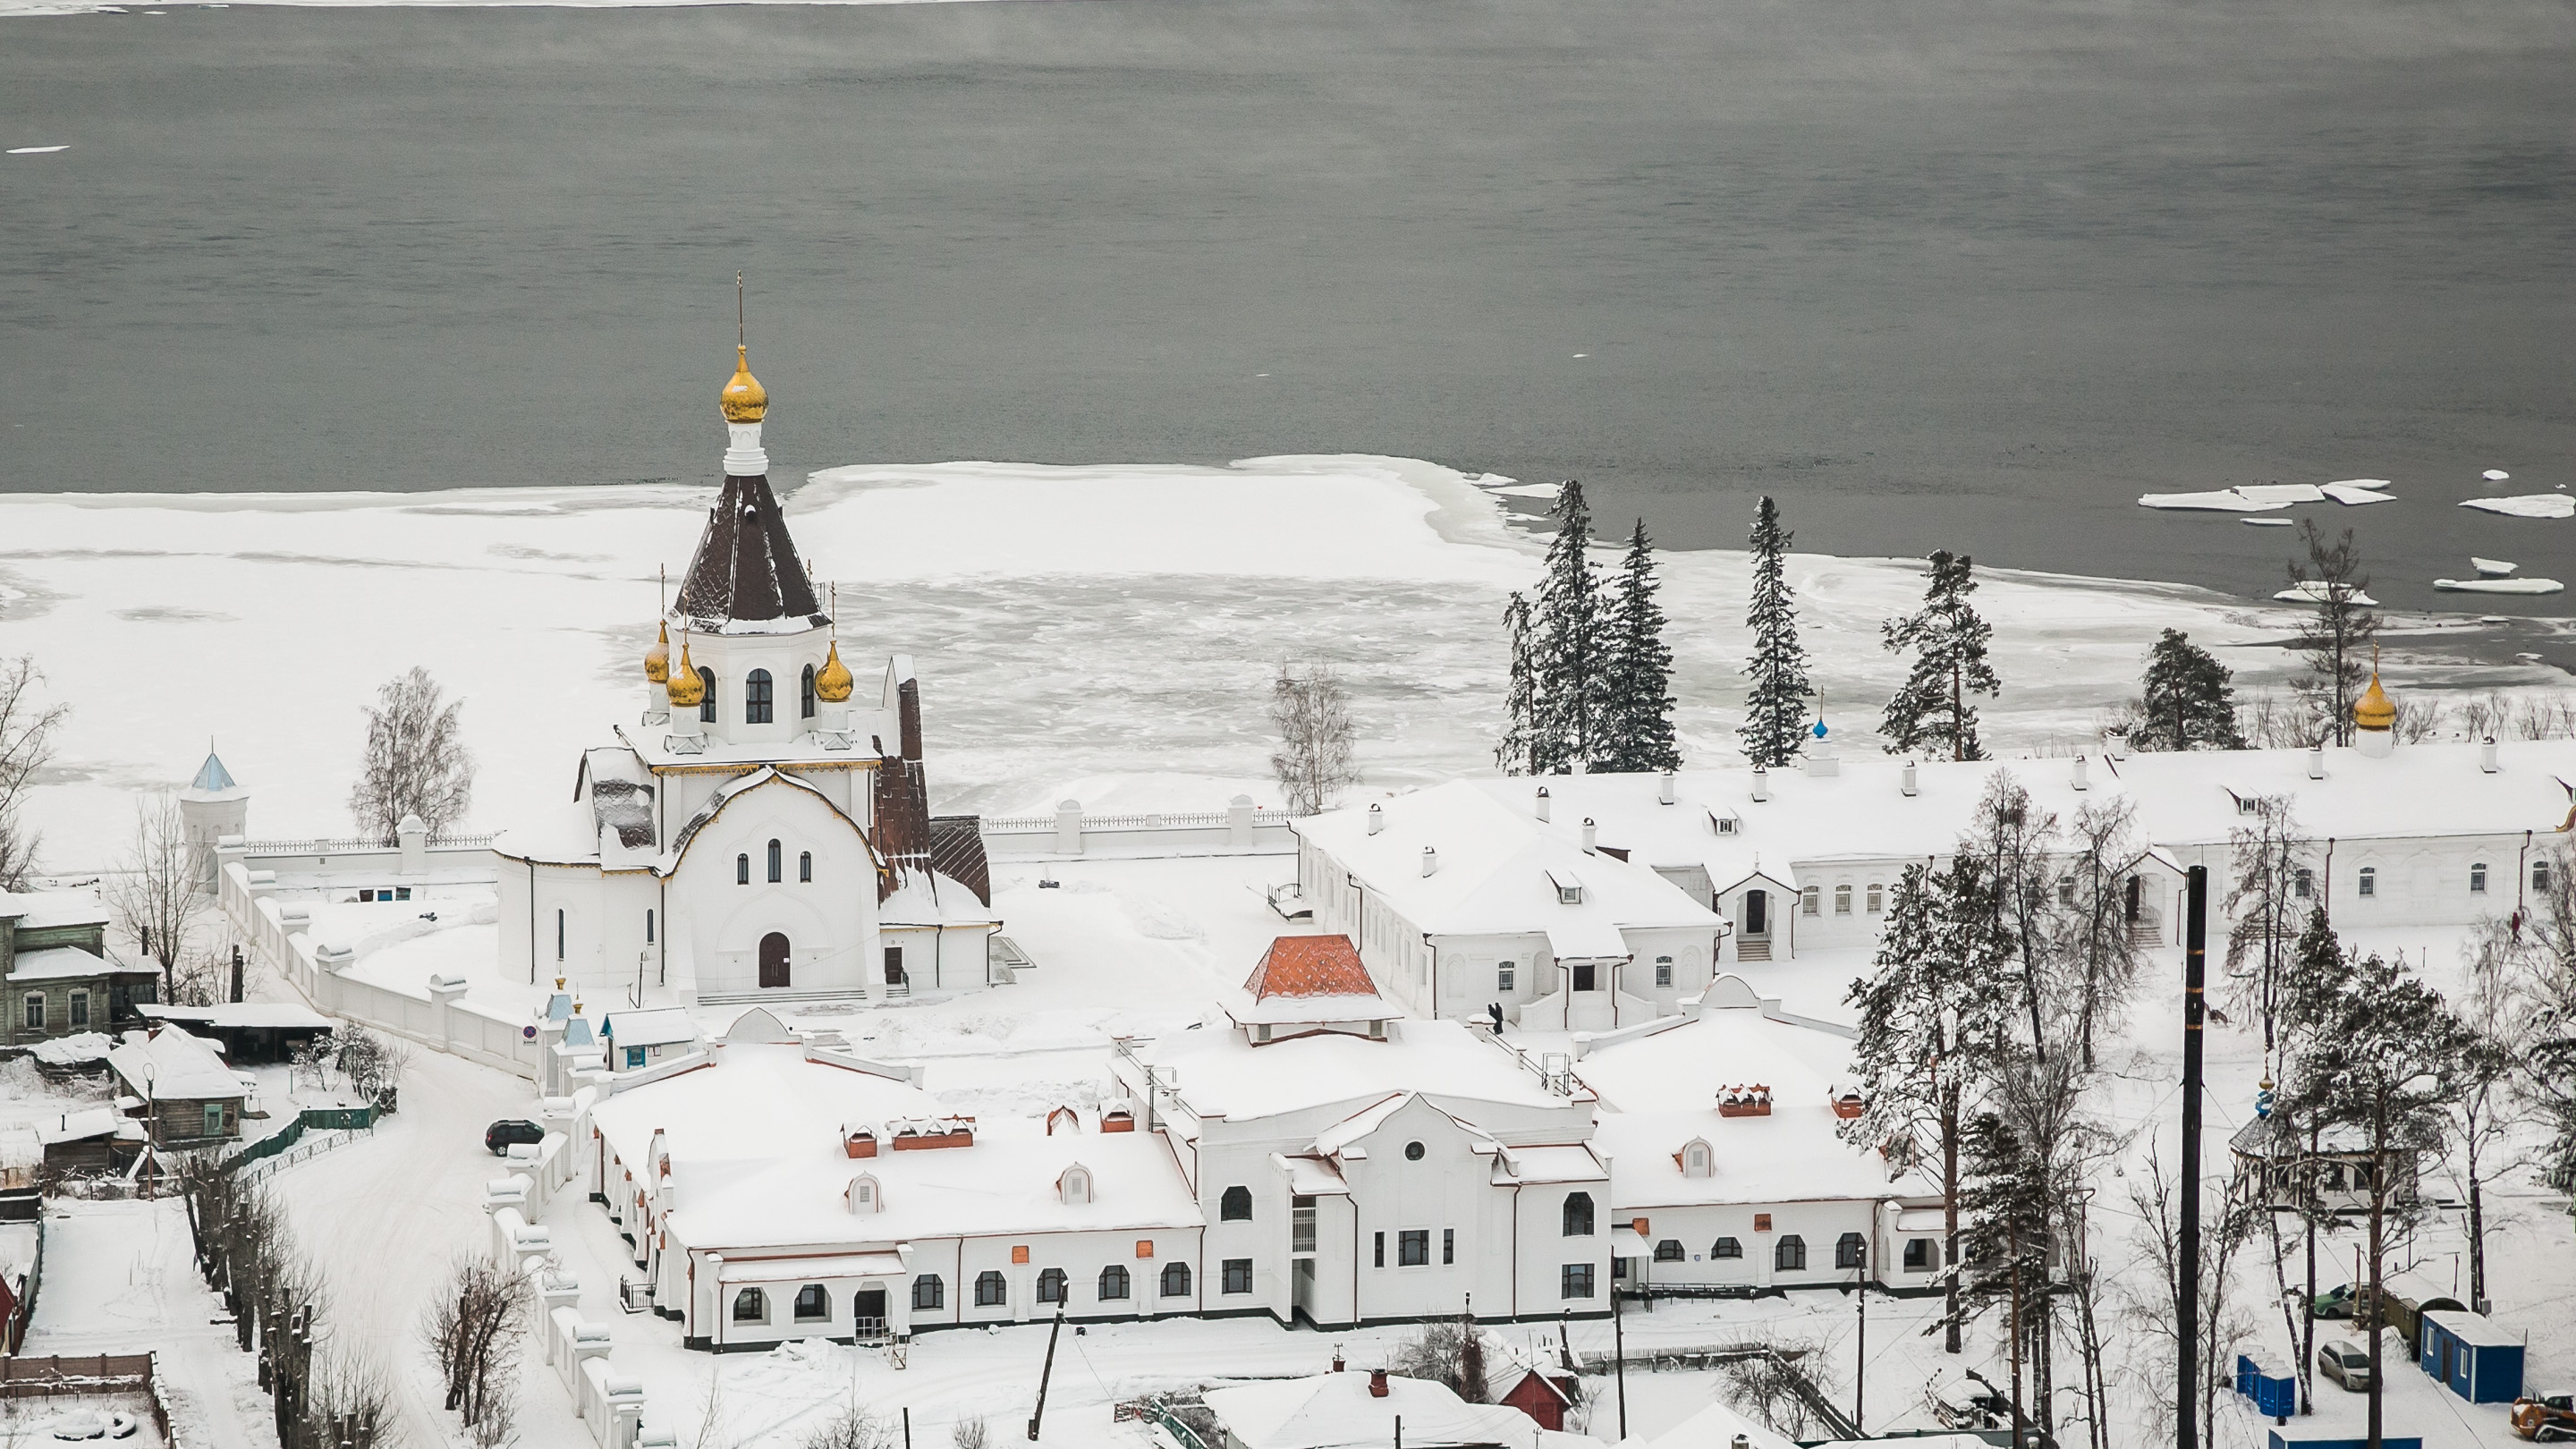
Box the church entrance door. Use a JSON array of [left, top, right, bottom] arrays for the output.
[[759, 932, 791, 989]]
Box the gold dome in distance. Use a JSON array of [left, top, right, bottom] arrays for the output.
[[720, 345, 768, 424], [645, 622, 671, 684], [665, 639, 706, 708], [816, 641, 854, 704], [2353, 669, 2396, 732]]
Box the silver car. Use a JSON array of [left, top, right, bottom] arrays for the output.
[[2319, 1339, 2373, 1392]]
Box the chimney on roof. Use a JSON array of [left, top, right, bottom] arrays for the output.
[[2072, 756, 2089, 792], [1332, 1348, 1345, 1372], [2308, 746, 2326, 781], [1421, 846, 1438, 877], [1581, 818, 1597, 854], [2480, 737, 2499, 774], [1535, 785, 1550, 822], [1751, 767, 1767, 803], [1367, 803, 1384, 835], [1368, 1369, 1389, 1399], [1900, 760, 1918, 797], [1658, 769, 1676, 806]]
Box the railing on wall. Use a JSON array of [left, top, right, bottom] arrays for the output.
[[979, 800, 1299, 860]]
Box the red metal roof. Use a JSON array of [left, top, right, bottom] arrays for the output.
[[1243, 936, 1378, 1000]]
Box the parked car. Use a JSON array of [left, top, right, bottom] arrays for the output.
[[2318, 1340, 2373, 1393], [2313, 1284, 2356, 1319], [2512, 1388, 2576, 1442], [484, 1119, 545, 1155]]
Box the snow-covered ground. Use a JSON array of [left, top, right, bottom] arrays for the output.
[[6, 457, 2566, 877]]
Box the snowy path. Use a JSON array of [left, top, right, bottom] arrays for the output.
[[271, 1046, 543, 1449], [22, 1199, 271, 1449]]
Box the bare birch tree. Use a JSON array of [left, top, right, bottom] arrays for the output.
[[2223, 795, 2308, 1055], [350, 666, 473, 842], [1268, 657, 1359, 818], [423, 1253, 528, 1434], [0, 656, 69, 891], [2284, 522, 2378, 748], [108, 792, 207, 1001], [2054, 797, 2144, 1072]]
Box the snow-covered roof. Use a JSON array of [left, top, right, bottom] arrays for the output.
[[580, 747, 657, 856], [1141, 1018, 1588, 1124], [1632, 1400, 1796, 1449], [618, 720, 902, 772], [35, 1106, 124, 1146], [1575, 983, 1907, 1206], [1292, 783, 1720, 945], [0, 890, 112, 931], [664, 766, 877, 877], [1207, 1371, 1546, 1449], [602, 1006, 700, 1050], [106, 1027, 244, 1101], [1475, 740, 2576, 886], [878, 869, 1002, 928], [6, 945, 151, 983]]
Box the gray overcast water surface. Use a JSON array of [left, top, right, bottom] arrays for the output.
[[3, 0, 2573, 614]]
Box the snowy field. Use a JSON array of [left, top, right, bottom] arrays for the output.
[[6, 456, 2564, 876]]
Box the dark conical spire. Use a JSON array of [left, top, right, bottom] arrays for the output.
[[673, 474, 826, 629]]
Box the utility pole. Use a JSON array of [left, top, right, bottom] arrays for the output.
[[1611, 1273, 1628, 1439], [1029, 1310, 1065, 1441], [2178, 864, 2208, 1449], [1854, 1247, 1868, 1436]]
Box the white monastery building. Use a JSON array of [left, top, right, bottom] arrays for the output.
[[491, 345, 999, 1005], [1299, 695, 2576, 1013]]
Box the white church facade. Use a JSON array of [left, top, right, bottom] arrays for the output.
[[491, 345, 998, 1004]]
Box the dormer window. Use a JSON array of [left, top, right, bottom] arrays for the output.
[[1680, 1140, 1712, 1179], [1546, 870, 1585, 905], [847, 1173, 882, 1215], [1710, 811, 1741, 836], [1060, 1165, 1092, 1206]]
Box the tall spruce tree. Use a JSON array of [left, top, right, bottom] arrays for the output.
[[1841, 855, 2016, 1354], [1739, 496, 1813, 768], [1532, 479, 1607, 773], [2134, 629, 2245, 750], [1497, 591, 1541, 775], [1880, 551, 2001, 761], [1595, 519, 1681, 773]]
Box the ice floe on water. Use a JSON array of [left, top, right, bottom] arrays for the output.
[[2435, 577, 2563, 596], [2459, 494, 2576, 519], [0, 455, 2550, 870], [2241, 517, 2294, 527], [2274, 580, 2380, 606], [6, 146, 69, 155], [2140, 479, 2388, 512]]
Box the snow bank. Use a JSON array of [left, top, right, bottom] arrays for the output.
[[0, 456, 2527, 873]]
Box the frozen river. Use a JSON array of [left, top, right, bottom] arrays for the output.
[[3, 0, 2573, 611]]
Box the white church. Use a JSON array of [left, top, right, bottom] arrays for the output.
[[490, 345, 999, 1005]]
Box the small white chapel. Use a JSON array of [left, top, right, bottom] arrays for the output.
[[492, 342, 999, 1004]]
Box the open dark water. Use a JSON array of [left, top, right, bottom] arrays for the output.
[[3, 0, 2573, 610]]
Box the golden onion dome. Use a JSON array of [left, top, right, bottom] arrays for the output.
[[665, 639, 706, 708], [719, 344, 768, 424], [644, 622, 671, 684], [2353, 670, 2396, 732], [815, 641, 854, 704]]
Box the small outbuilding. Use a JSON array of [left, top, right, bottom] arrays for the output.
[[137, 1002, 334, 1066], [2419, 1308, 2524, 1404], [1494, 1368, 1579, 1432], [106, 1026, 250, 1148]]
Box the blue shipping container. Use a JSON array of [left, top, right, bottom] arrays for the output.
[[2419, 1309, 2524, 1404]]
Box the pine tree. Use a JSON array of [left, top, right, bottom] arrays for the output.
[[1594, 519, 1680, 773], [2133, 629, 2244, 751], [1497, 591, 1541, 775], [1880, 551, 2000, 761], [1738, 496, 1813, 768], [1841, 855, 2016, 1354], [1532, 479, 1607, 773]]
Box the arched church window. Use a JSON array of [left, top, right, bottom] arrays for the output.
[[799, 851, 813, 883], [736, 854, 750, 886], [767, 840, 783, 883], [555, 909, 564, 962], [745, 669, 774, 725], [801, 665, 818, 720], [698, 667, 716, 724], [645, 909, 654, 944]]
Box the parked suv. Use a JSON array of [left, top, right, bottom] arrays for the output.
[[2512, 1389, 2576, 1442], [2318, 1340, 2373, 1393], [485, 1119, 545, 1155]]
